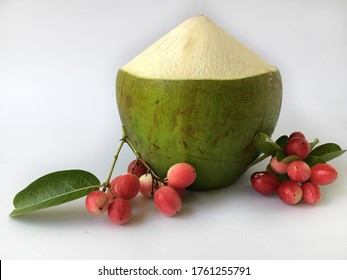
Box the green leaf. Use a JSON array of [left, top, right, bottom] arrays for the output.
[[248, 153, 271, 168], [280, 155, 301, 163], [320, 150, 346, 162], [275, 135, 289, 150], [310, 143, 346, 162], [276, 149, 300, 163], [253, 132, 282, 155], [266, 163, 274, 173], [311, 143, 341, 155], [277, 173, 290, 182], [309, 138, 320, 150], [275, 149, 286, 161], [304, 155, 326, 167], [10, 170, 100, 217]]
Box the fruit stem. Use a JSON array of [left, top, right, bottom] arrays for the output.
[[127, 141, 164, 182], [247, 153, 271, 169], [104, 124, 165, 188], [123, 127, 165, 183], [124, 134, 140, 159], [104, 125, 127, 186]]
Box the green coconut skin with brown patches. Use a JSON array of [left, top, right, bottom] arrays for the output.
[[116, 69, 282, 190]]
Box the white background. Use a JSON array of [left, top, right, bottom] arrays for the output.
[[1, 0, 346, 260]]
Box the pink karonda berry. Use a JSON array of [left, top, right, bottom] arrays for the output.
[[302, 182, 322, 205], [287, 160, 311, 183], [139, 173, 157, 198], [310, 163, 338, 185], [127, 159, 147, 178], [154, 186, 182, 216], [114, 173, 140, 200], [270, 156, 289, 174], [85, 190, 109, 215], [277, 180, 303, 205], [285, 137, 310, 159], [108, 198, 132, 225], [250, 171, 279, 195], [110, 175, 122, 197], [167, 163, 196, 188], [289, 131, 306, 139]]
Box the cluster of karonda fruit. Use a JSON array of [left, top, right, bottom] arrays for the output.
[[10, 127, 344, 220], [85, 160, 196, 224], [251, 132, 339, 205]]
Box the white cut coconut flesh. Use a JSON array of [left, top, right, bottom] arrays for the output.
[[121, 15, 277, 80]]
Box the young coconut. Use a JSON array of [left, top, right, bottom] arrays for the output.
[[116, 15, 282, 190]]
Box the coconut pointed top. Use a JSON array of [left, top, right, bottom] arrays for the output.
[[121, 15, 277, 80]]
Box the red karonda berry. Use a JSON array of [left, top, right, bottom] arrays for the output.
[[85, 190, 109, 215], [310, 163, 338, 185], [114, 173, 140, 200], [127, 159, 147, 178], [286, 160, 311, 183], [289, 131, 306, 139], [270, 156, 289, 174], [167, 163, 196, 188], [107, 198, 132, 225], [154, 186, 182, 216], [277, 180, 303, 205], [302, 182, 322, 205], [285, 137, 310, 159], [250, 171, 279, 195]]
